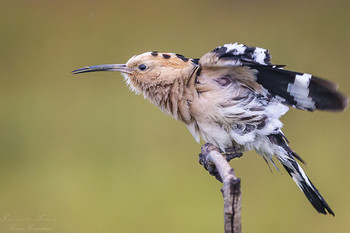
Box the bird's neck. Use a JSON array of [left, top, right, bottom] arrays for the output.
[[142, 66, 198, 123]]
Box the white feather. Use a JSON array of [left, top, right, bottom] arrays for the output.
[[287, 73, 315, 109]]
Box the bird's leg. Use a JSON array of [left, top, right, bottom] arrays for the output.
[[199, 143, 243, 182], [222, 147, 243, 162]]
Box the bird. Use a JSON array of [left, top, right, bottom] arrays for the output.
[[72, 43, 348, 216]]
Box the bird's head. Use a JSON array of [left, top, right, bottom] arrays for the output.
[[72, 51, 198, 95]]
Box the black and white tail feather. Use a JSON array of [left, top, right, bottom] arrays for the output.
[[268, 133, 334, 215], [204, 43, 348, 215]]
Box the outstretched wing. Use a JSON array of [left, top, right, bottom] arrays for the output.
[[254, 66, 348, 111], [199, 43, 272, 67], [199, 43, 348, 111]]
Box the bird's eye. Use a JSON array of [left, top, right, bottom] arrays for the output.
[[138, 64, 147, 71]]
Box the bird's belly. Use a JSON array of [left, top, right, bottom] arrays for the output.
[[191, 100, 289, 152], [196, 121, 234, 151]]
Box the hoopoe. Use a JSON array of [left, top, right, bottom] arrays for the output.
[[73, 43, 348, 215]]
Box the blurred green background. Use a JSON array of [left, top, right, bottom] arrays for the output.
[[1, 0, 349, 232]]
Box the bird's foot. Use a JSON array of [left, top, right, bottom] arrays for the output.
[[221, 147, 243, 162], [199, 143, 243, 182]]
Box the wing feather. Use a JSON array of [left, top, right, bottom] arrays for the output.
[[199, 43, 348, 111], [255, 67, 348, 111], [199, 43, 271, 67]]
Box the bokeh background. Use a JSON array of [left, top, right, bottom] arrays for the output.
[[1, 0, 349, 232]]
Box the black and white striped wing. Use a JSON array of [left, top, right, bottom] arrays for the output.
[[254, 67, 348, 111], [199, 43, 272, 67], [199, 43, 348, 111]]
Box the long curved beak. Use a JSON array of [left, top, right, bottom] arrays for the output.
[[72, 64, 132, 75]]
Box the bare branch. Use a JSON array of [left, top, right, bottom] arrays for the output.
[[199, 143, 242, 233]]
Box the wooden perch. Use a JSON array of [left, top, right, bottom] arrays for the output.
[[199, 143, 242, 233]]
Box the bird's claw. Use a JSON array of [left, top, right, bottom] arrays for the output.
[[221, 148, 243, 162], [199, 144, 243, 182]]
